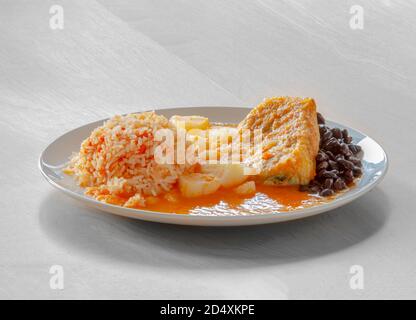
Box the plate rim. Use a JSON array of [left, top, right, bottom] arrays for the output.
[[39, 106, 389, 225]]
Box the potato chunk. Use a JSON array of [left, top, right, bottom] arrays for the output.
[[201, 163, 247, 188], [179, 173, 221, 198], [234, 181, 256, 196], [169, 115, 210, 131]]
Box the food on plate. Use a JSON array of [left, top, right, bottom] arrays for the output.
[[234, 181, 256, 196], [299, 112, 363, 196], [63, 112, 186, 206], [64, 96, 363, 213], [201, 164, 247, 188], [169, 115, 210, 131], [179, 173, 221, 198], [238, 96, 319, 186]]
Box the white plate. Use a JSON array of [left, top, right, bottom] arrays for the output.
[[39, 106, 388, 226]]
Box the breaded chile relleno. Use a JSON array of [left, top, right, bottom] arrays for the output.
[[238, 96, 320, 186]]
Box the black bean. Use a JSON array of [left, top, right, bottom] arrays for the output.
[[325, 151, 335, 160], [324, 178, 333, 189], [317, 161, 329, 171], [353, 166, 363, 177], [320, 189, 335, 197], [344, 136, 353, 144], [322, 170, 339, 179], [317, 112, 325, 125], [344, 170, 354, 183], [300, 116, 364, 197], [326, 136, 337, 144], [325, 138, 340, 151], [334, 178, 347, 191], [331, 128, 342, 139], [322, 130, 333, 142], [340, 143, 353, 157], [316, 151, 328, 162], [299, 185, 309, 192], [348, 144, 362, 154], [319, 125, 328, 135], [348, 156, 361, 166], [348, 144, 357, 153], [328, 160, 339, 170], [317, 169, 326, 177], [322, 137, 334, 147], [335, 154, 345, 161], [309, 185, 320, 193], [338, 159, 354, 170]]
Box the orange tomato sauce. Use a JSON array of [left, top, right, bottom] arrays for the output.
[[145, 184, 322, 214]]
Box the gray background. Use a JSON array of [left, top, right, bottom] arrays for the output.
[[0, 0, 415, 299]]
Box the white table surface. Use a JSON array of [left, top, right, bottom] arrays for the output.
[[0, 0, 415, 299]]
